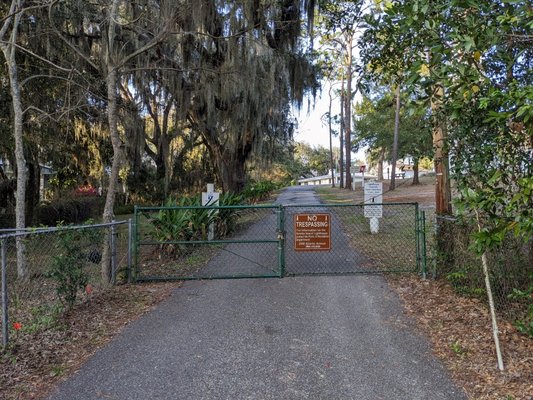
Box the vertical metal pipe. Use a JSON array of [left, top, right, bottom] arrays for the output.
[[432, 214, 439, 279], [415, 204, 420, 275], [134, 206, 139, 282], [1, 238, 8, 347], [111, 221, 117, 284], [127, 218, 132, 284], [277, 205, 286, 277], [421, 211, 427, 279]]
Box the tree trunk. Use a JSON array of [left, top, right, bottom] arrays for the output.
[[99, 67, 126, 283], [100, 0, 122, 283], [0, 2, 27, 278], [153, 143, 168, 197], [377, 148, 385, 181], [25, 160, 40, 225], [432, 85, 452, 215], [339, 76, 345, 189], [100, 68, 122, 283], [199, 121, 253, 194], [432, 84, 453, 273], [344, 35, 353, 191], [146, 98, 174, 199], [389, 84, 401, 191], [412, 157, 420, 185], [210, 145, 247, 193], [328, 85, 335, 188]]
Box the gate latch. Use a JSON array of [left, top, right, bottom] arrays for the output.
[[276, 230, 285, 241]]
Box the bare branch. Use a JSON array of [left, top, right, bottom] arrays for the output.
[[0, 39, 75, 73]]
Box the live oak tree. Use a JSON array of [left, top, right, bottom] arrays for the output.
[[176, 1, 319, 193], [48, 0, 177, 282], [2, 1, 321, 251]]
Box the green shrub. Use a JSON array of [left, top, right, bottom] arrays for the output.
[[215, 193, 244, 236], [145, 193, 245, 257], [35, 197, 104, 226], [114, 204, 135, 215], [47, 227, 100, 307], [242, 180, 279, 203], [145, 197, 206, 256], [508, 284, 533, 338]]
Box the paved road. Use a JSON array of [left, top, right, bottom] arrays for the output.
[[47, 186, 466, 400]]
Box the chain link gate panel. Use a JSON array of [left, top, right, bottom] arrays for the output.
[[133, 202, 424, 281], [283, 203, 422, 275], [134, 205, 283, 280]]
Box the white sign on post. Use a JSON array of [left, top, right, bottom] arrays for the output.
[[202, 183, 220, 241], [364, 181, 383, 234]]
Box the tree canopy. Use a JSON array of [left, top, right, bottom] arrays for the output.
[[0, 0, 319, 206], [358, 0, 532, 245]]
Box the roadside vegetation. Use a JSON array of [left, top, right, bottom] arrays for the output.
[[0, 1, 530, 398], [317, 179, 533, 400]]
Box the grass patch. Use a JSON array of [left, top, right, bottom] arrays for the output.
[[315, 192, 420, 273]]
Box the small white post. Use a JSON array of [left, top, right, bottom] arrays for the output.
[[369, 217, 379, 234], [202, 183, 219, 241]]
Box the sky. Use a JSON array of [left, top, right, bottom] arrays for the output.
[[294, 84, 365, 162]]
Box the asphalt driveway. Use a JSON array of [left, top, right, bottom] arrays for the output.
[[46, 186, 466, 400]]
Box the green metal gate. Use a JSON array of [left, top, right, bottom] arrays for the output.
[[133, 203, 426, 281], [283, 203, 425, 276], [134, 204, 284, 280]]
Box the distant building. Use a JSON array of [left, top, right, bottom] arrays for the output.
[[297, 170, 373, 188]]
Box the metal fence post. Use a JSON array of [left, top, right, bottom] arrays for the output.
[[277, 205, 286, 277], [415, 204, 421, 275], [1, 238, 8, 347], [111, 221, 117, 284], [421, 211, 427, 279], [127, 218, 133, 284], [432, 215, 439, 279], [133, 206, 139, 283]]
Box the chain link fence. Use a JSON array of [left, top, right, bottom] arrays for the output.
[[284, 203, 423, 275], [1, 221, 132, 348], [432, 215, 533, 336]]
